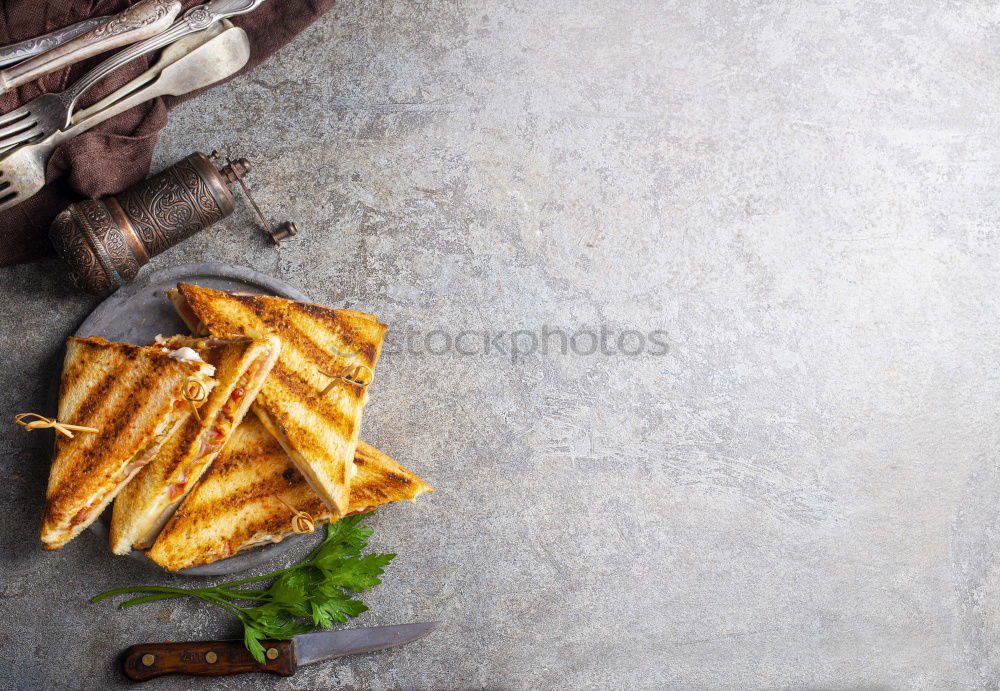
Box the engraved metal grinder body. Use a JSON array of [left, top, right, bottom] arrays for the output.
[[50, 151, 246, 295]]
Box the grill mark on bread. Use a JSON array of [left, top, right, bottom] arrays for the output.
[[183, 286, 371, 400], [50, 364, 149, 501], [179, 285, 378, 413], [110, 339, 279, 553], [59, 344, 88, 385], [88, 369, 156, 446], [264, 366, 355, 440], [253, 401, 349, 505], [183, 285, 283, 334], [185, 282, 380, 370], [59, 340, 143, 423], [269, 339, 367, 409], [46, 369, 167, 514], [179, 286, 256, 336], [148, 415, 433, 570], [224, 292, 285, 330], [60, 366, 116, 426], [57, 346, 98, 418], [286, 302, 381, 366], [352, 471, 413, 503], [273, 308, 379, 388], [166, 467, 305, 527]]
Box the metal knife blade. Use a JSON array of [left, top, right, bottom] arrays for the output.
[[295, 622, 441, 666], [0, 16, 110, 68]]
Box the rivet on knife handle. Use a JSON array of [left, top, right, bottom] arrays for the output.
[[0, 0, 182, 95], [121, 640, 296, 681]]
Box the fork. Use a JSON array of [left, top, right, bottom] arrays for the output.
[[0, 26, 250, 212], [0, 0, 265, 153]]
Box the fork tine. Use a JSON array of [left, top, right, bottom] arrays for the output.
[[0, 106, 30, 128], [0, 125, 43, 152], [0, 118, 38, 145]]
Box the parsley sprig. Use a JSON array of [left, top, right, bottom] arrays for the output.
[[91, 513, 395, 662]]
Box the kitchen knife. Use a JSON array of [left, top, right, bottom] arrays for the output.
[[121, 622, 440, 680]]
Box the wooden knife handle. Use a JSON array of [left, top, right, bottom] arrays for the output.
[[0, 0, 182, 94], [121, 640, 296, 681]]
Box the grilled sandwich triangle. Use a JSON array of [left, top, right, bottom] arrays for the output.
[[40, 337, 216, 550]]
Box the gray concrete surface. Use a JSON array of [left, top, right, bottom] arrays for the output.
[[1, 0, 998, 688]]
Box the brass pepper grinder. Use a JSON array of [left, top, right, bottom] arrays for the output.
[[49, 150, 298, 296]]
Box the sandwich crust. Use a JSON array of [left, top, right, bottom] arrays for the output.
[[169, 284, 387, 517], [40, 337, 215, 550], [147, 414, 433, 571], [108, 335, 281, 554]]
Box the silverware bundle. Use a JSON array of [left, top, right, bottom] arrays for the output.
[[0, 0, 267, 212]]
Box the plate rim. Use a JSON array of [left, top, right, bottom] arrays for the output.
[[75, 261, 310, 337]]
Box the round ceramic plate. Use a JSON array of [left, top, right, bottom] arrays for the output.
[[77, 262, 315, 576]]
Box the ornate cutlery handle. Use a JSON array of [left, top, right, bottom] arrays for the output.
[[0, 16, 110, 69], [60, 0, 266, 122], [0, 0, 181, 94]]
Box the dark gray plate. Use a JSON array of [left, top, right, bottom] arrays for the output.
[[78, 262, 317, 577]]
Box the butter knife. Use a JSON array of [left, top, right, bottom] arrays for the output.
[[0, 17, 110, 69], [121, 622, 440, 680], [0, 0, 182, 94]]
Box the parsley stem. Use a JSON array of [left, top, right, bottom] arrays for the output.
[[216, 587, 269, 599], [193, 592, 249, 616], [215, 563, 302, 589], [91, 585, 189, 603], [118, 593, 185, 608]]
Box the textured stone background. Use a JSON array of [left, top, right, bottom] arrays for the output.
[[2, 0, 1000, 688]]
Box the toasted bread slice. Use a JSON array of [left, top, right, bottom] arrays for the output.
[[168, 284, 387, 517], [147, 414, 433, 571], [40, 337, 216, 550], [108, 335, 281, 554]]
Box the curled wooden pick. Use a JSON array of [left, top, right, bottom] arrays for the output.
[[275, 495, 315, 534], [317, 364, 375, 395], [183, 378, 209, 422], [14, 413, 98, 439]]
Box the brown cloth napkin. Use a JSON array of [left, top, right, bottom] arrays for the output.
[[0, 0, 334, 266]]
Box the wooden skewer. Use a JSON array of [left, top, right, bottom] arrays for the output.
[[317, 364, 375, 396], [183, 378, 209, 422], [14, 413, 99, 439], [275, 495, 315, 534]]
